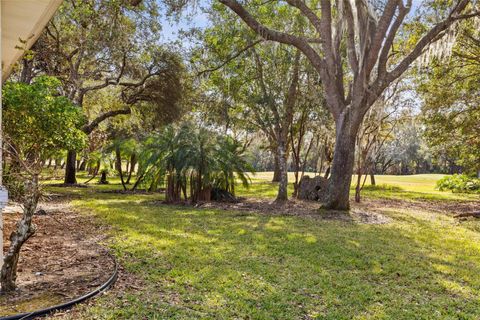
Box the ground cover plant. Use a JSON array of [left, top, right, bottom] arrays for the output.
[[436, 174, 480, 194], [31, 174, 479, 319]]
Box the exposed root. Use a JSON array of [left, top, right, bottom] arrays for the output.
[[454, 211, 480, 219]]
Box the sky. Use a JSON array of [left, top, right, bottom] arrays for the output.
[[157, 0, 211, 43], [158, 0, 426, 43]]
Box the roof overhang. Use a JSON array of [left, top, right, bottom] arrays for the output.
[[1, 0, 63, 81]]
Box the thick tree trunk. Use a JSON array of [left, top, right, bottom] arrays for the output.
[[275, 139, 288, 202], [323, 112, 360, 210], [272, 154, 281, 182], [64, 150, 77, 184], [1, 176, 39, 292], [370, 174, 376, 186]]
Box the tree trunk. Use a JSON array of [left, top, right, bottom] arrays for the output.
[[323, 112, 360, 210], [293, 171, 299, 198], [275, 138, 288, 202], [131, 172, 144, 191], [370, 174, 376, 186], [64, 150, 77, 184], [1, 176, 40, 292], [99, 171, 108, 184], [355, 173, 362, 203], [272, 153, 281, 182], [126, 154, 136, 184], [78, 160, 87, 171], [115, 146, 127, 190]]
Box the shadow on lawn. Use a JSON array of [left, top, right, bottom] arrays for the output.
[[82, 195, 480, 319]]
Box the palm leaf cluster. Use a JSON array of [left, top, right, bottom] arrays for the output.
[[136, 123, 253, 202]]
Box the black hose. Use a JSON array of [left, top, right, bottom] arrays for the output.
[[0, 254, 118, 320]]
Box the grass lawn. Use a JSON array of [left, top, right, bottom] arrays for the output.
[[45, 173, 480, 319], [240, 172, 479, 201]]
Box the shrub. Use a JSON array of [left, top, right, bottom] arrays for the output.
[[436, 174, 480, 193]]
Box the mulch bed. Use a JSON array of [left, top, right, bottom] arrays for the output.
[[0, 201, 115, 317]]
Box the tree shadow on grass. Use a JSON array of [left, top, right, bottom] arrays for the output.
[[82, 198, 480, 319]]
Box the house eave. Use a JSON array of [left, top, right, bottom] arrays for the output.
[[2, 0, 63, 81]]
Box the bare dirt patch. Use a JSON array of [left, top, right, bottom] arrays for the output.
[[361, 198, 480, 218], [0, 201, 115, 317], [153, 198, 392, 224]]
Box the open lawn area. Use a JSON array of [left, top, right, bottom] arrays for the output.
[[239, 173, 479, 201], [41, 173, 480, 320]]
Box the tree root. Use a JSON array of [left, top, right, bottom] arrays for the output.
[[454, 211, 480, 219]]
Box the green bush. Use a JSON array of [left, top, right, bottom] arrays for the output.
[[436, 174, 480, 193]]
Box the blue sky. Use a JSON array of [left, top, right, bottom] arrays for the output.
[[158, 0, 425, 43], [158, 1, 211, 43]]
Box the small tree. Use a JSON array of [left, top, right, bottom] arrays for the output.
[[1, 76, 86, 292]]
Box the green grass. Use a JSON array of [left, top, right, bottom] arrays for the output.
[[43, 171, 479, 201], [238, 173, 479, 201], [39, 172, 480, 319]]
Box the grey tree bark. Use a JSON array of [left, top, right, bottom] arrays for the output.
[[324, 111, 361, 210], [272, 153, 281, 182], [275, 137, 289, 202], [1, 176, 40, 292]]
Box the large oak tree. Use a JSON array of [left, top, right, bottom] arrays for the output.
[[218, 0, 479, 209], [22, 0, 184, 184]]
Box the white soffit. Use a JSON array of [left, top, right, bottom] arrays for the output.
[[2, 0, 63, 81]]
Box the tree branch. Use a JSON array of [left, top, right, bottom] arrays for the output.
[[343, 0, 359, 77], [377, 0, 411, 77], [197, 39, 263, 76], [82, 107, 132, 134], [385, 0, 473, 85], [285, 0, 322, 34], [365, 0, 400, 74], [218, 0, 326, 74]]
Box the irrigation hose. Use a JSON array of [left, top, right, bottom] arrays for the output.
[[0, 253, 118, 320]]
